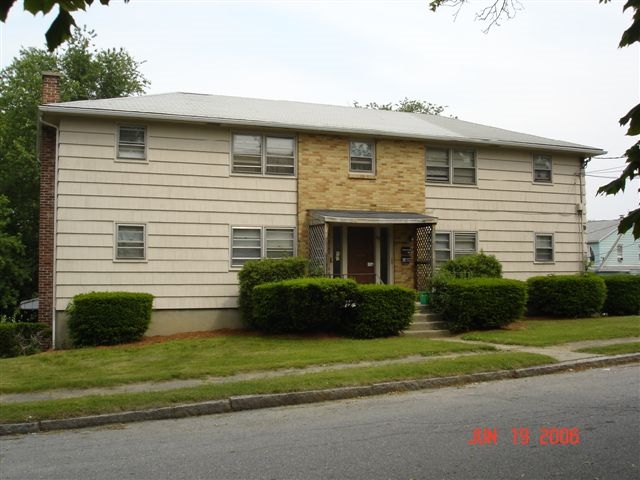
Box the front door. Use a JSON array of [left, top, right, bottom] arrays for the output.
[[347, 227, 376, 283]]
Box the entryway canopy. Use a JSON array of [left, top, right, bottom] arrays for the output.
[[307, 210, 437, 289], [309, 210, 437, 226]]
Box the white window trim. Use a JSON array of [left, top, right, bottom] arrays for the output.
[[116, 125, 147, 162], [426, 147, 477, 185], [533, 153, 553, 184], [534, 233, 555, 263], [349, 139, 376, 174], [230, 132, 297, 177], [435, 231, 478, 266], [230, 226, 297, 269], [114, 223, 147, 262]]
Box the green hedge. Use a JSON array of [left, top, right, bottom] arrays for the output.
[[0, 322, 51, 357], [602, 275, 640, 316], [252, 277, 357, 334], [441, 278, 527, 333], [439, 252, 503, 279], [238, 257, 309, 327], [67, 292, 153, 347], [527, 274, 606, 318], [341, 285, 415, 339]]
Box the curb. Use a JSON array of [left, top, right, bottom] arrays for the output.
[[2, 353, 639, 436]]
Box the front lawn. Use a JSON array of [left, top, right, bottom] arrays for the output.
[[0, 334, 494, 394], [460, 316, 640, 346], [575, 342, 640, 355], [0, 352, 553, 424]]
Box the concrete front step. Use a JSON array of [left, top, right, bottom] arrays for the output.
[[405, 302, 450, 337]]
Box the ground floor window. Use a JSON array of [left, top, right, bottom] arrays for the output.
[[115, 224, 146, 260], [535, 233, 554, 262], [434, 231, 477, 266], [231, 227, 295, 267]]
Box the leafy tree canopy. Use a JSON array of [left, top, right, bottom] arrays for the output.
[[0, 26, 149, 314], [0, 0, 128, 51], [429, 0, 640, 238], [353, 97, 448, 115]]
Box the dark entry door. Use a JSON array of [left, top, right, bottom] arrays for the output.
[[347, 227, 375, 283]]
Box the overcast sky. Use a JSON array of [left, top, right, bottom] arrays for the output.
[[1, 0, 638, 220]]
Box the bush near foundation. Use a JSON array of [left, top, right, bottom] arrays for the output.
[[0, 322, 51, 357], [602, 275, 640, 316], [251, 277, 357, 334], [441, 278, 527, 333], [526, 274, 606, 318], [341, 284, 416, 339], [67, 291, 153, 347], [238, 257, 309, 328], [431, 252, 503, 314]]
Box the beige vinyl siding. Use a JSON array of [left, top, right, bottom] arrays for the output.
[[55, 118, 296, 310], [427, 147, 585, 280]]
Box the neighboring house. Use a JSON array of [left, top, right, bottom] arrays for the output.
[[37, 73, 604, 347], [587, 219, 640, 274]]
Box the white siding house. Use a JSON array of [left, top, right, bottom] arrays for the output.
[[38, 77, 604, 347]]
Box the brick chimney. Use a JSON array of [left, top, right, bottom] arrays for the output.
[[38, 72, 61, 344], [41, 71, 61, 104]]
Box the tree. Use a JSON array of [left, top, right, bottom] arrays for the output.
[[353, 97, 448, 115], [429, 0, 640, 239], [0, 26, 149, 315], [0, 195, 29, 315], [0, 0, 129, 51]]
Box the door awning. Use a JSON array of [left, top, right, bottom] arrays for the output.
[[309, 210, 437, 226]]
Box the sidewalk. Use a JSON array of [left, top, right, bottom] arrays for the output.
[[1, 337, 638, 435]]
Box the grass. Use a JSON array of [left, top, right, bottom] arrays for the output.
[[0, 352, 554, 423], [0, 335, 494, 394], [575, 342, 640, 355], [460, 316, 640, 346]]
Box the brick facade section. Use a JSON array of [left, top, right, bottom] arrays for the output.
[[297, 133, 426, 288], [38, 73, 60, 336]]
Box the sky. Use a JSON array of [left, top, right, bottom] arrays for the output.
[[1, 0, 638, 220]]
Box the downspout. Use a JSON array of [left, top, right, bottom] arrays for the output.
[[578, 157, 588, 271]]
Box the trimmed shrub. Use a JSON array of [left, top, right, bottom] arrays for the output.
[[0, 322, 51, 357], [67, 291, 153, 347], [341, 284, 416, 339], [251, 277, 357, 334], [441, 278, 527, 333], [527, 274, 606, 318], [439, 252, 503, 279], [602, 275, 640, 316], [238, 257, 309, 327]]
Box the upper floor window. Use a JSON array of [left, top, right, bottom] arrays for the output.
[[115, 224, 146, 260], [426, 147, 476, 185], [230, 226, 295, 268], [232, 134, 295, 176], [435, 231, 477, 266], [117, 126, 146, 160], [533, 154, 552, 183], [534, 233, 554, 262], [349, 140, 375, 173]]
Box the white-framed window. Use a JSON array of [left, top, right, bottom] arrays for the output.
[[534, 233, 554, 262], [349, 140, 375, 173], [617, 244, 623, 262], [533, 154, 552, 183], [231, 134, 295, 176], [115, 224, 146, 260], [434, 231, 477, 266], [426, 147, 476, 185], [117, 126, 146, 160], [230, 227, 295, 268]]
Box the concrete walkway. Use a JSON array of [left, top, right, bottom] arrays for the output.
[[2, 337, 638, 405]]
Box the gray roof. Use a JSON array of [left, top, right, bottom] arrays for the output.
[[40, 92, 604, 155], [586, 219, 620, 243], [310, 210, 437, 225]]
